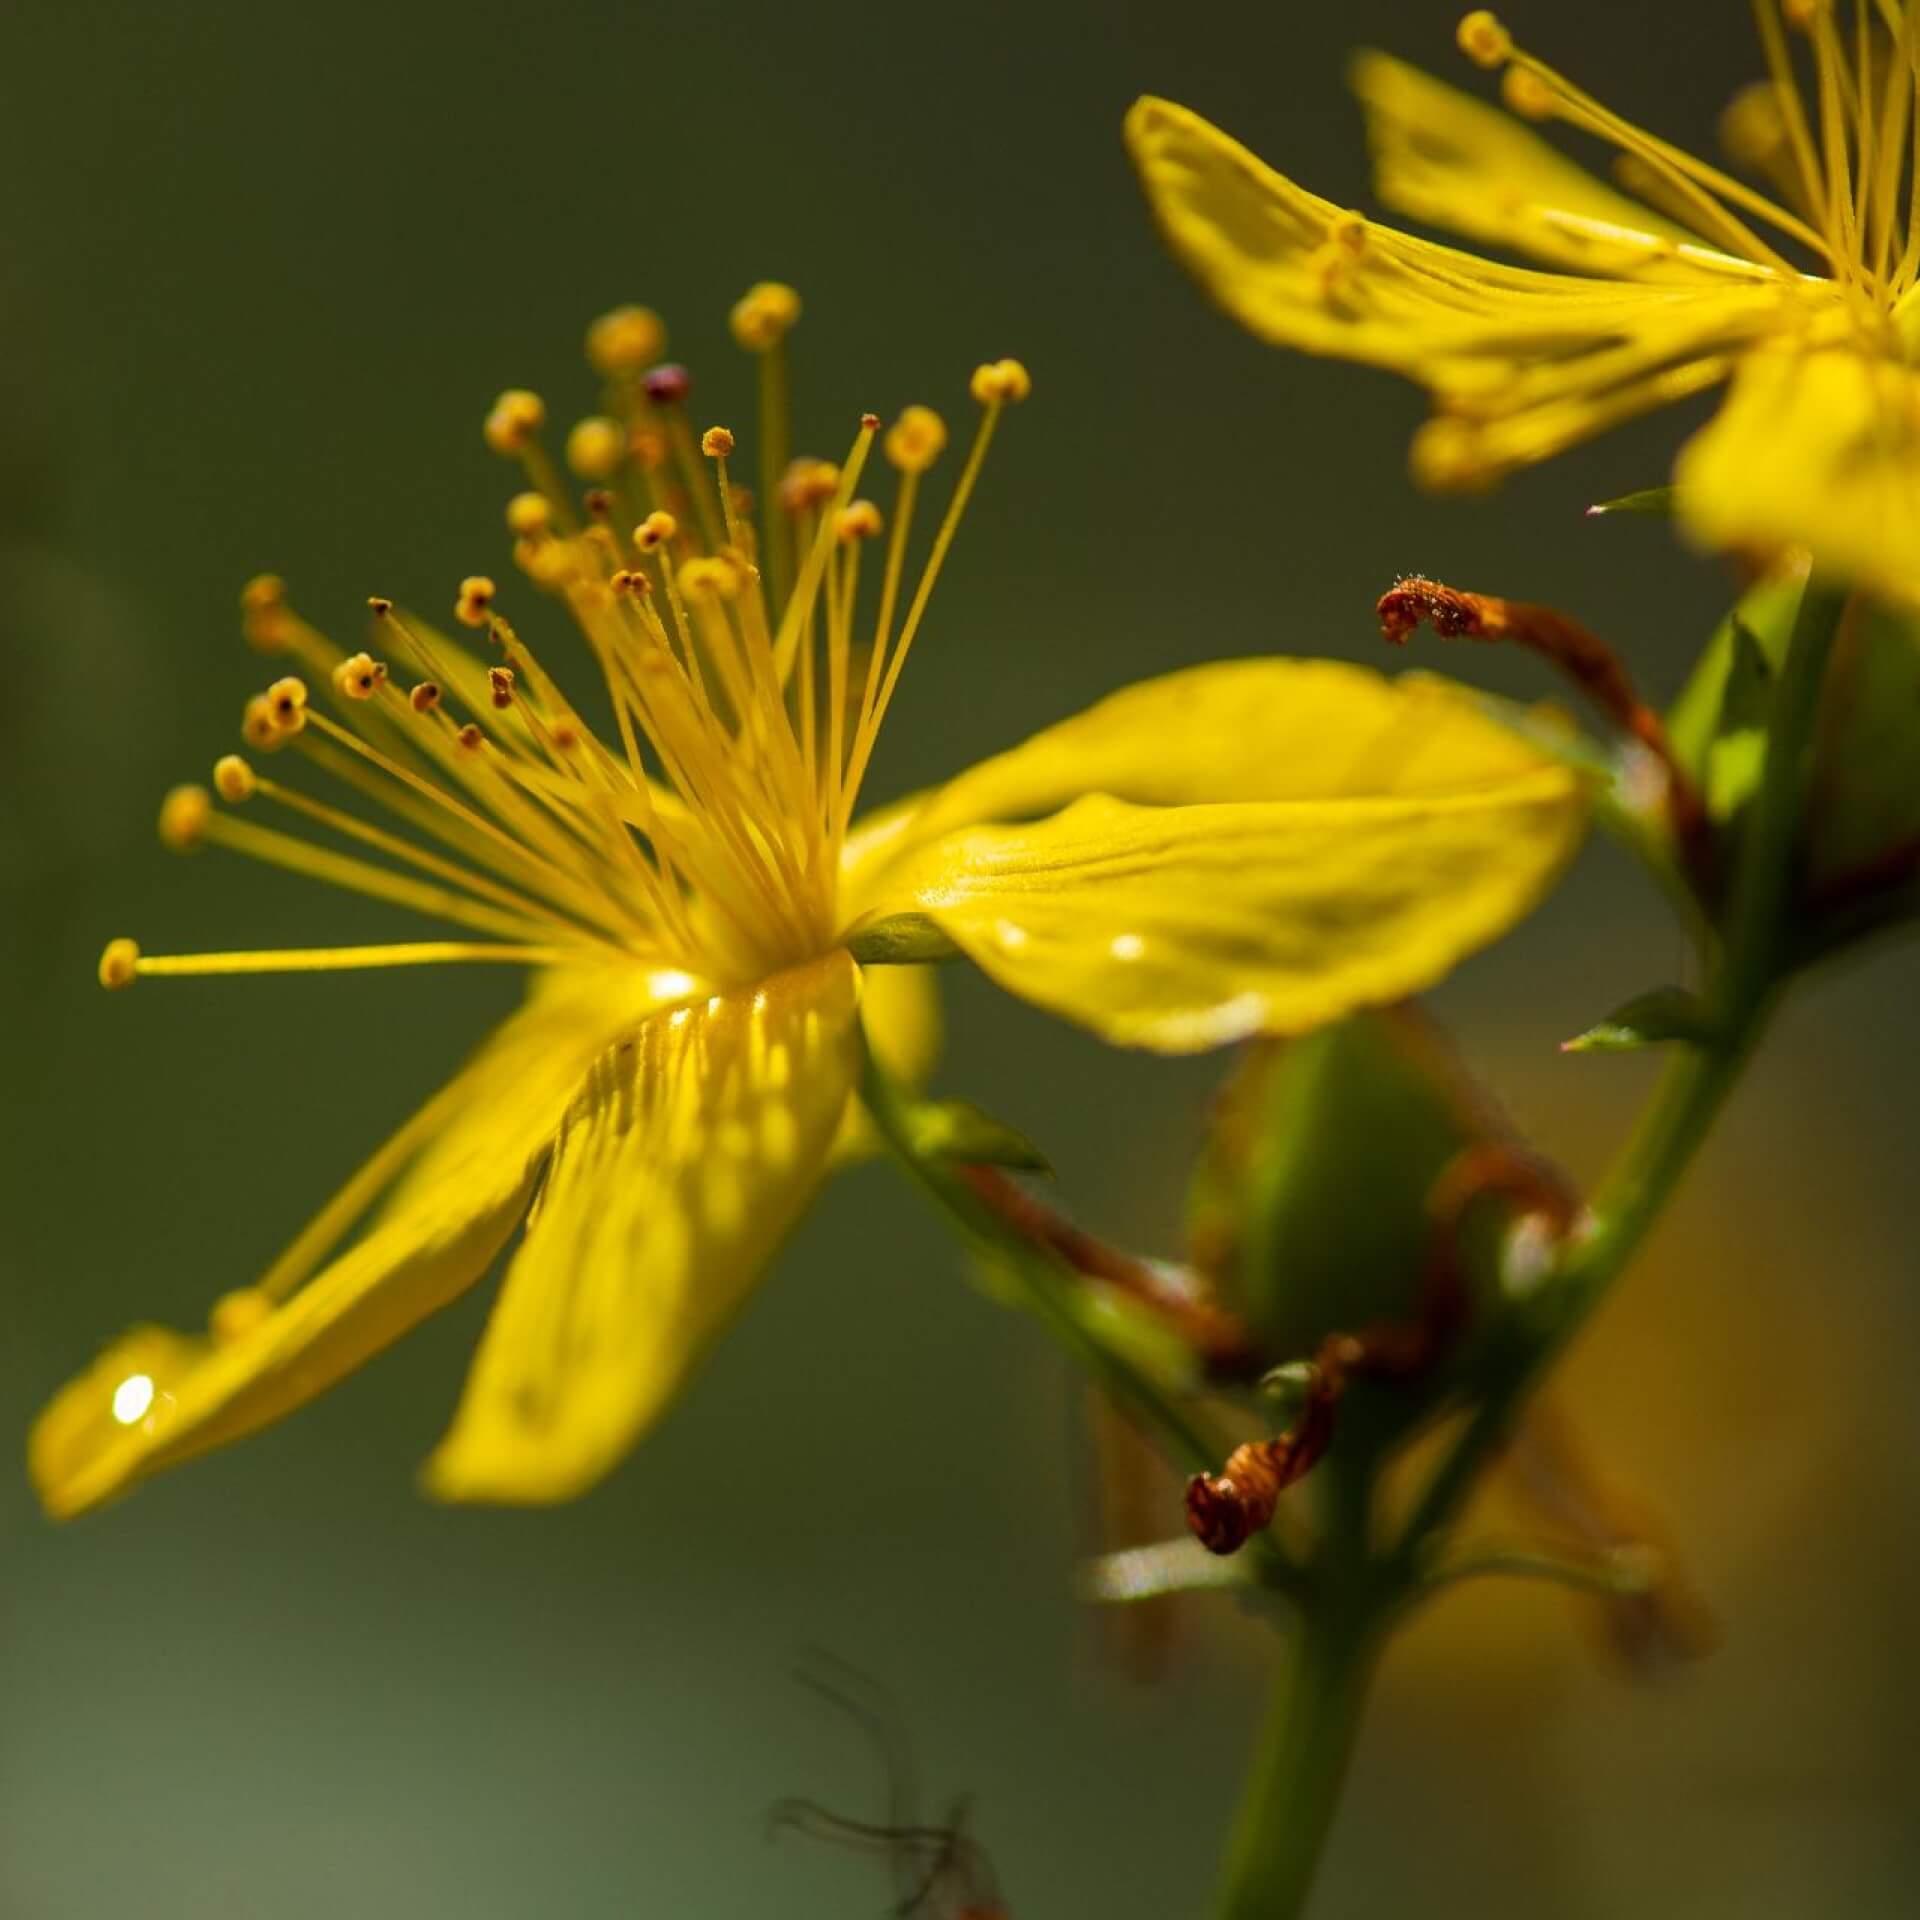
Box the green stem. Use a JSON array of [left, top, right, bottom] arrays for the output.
[[857, 1045, 1230, 1480], [1392, 578, 1846, 1576], [1213, 1593, 1384, 1920]]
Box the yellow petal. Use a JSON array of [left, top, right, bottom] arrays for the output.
[[843, 658, 1564, 917], [422, 950, 863, 1504], [1350, 52, 1711, 280], [852, 666, 1585, 1052], [1124, 94, 1797, 485], [1675, 344, 1920, 605], [33, 962, 695, 1519]]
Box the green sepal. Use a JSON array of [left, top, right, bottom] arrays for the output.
[[1561, 986, 1715, 1055], [904, 1098, 1053, 1174], [1671, 575, 1920, 942], [1585, 486, 1676, 518], [844, 912, 958, 965], [1187, 1012, 1499, 1376], [1667, 575, 1798, 823]]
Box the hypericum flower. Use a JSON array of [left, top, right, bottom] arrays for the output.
[[1128, 5, 1920, 601], [36, 293, 1587, 1516]]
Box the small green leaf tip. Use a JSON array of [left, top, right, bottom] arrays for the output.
[[904, 1098, 1053, 1174], [1585, 486, 1677, 518], [1562, 985, 1715, 1055]]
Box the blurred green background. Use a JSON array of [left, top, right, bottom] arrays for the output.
[[3, 2, 1917, 1914]]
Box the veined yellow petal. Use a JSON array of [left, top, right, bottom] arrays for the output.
[[1674, 343, 1920, 604], [853, 668, 1586, 1053], [841, 659, 1564, 920], [866, 787, 1582, 1053], [33, 962, 698, 1520], [422, 949, 863, 1504], [32, 1176, 536, 1521], [1124, 94, 1800, 485], [1350, 52, 1716, 281]]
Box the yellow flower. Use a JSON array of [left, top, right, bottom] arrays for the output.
[[35, 301, 1587, 1517], [1128, 5, 1920, 601]]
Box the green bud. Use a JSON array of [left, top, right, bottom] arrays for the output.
[[1186, 1011, 1504, 1377]]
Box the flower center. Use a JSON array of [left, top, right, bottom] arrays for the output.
[[97, 291, 1028, 996]]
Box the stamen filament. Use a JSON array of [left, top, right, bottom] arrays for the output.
[[841, 402, 1002, 819], [129, 942, 569, 978], [1512, 49, 1817, 271], [198, 810, 564, 945], [251, 773, 609, 945]]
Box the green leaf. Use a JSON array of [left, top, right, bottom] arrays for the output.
[[903, 1098, 1053, 1173], [1187, 1013, 1499, 1370], [1585, 486, 1676, 518], [1561, 986, 1714, 1054], [1666, 574, 1800, 819]]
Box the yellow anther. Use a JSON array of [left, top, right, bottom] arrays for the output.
[[969, 358, 1032, 406], [728, 281, 802, 352], [98, 937, 140, 989], [628, 426, 668, 473], [487, 666, 515, 709], [678, 556, 740, 600], [210, 1288, 274, 1345], [239, 573, 293, 652], [883, 404, 948, 473], [241, 693, 282, 752], [483, 389, 546, 456], [455, 575, 497, 628], [505, 490, 553, 537], [213, 754, 256, 803], [367, 596, 393, 619], [159, 784, 212, 852], [1456, 10, 1511, 67], [550, 721, 581, 751], [565, 416, 625, 481], [837, 499, 884, 542], [1328, 212, 1369, 255], [585, 304, 666, 376], [701, 424, 736, 459], [332, 651, 384, 700], [409, 681, 442, 714], [1500, 65, 1555, 122], [635, 510, 679, 551], [610, 568, 652, 596], [1782, 0, 1823, 25], [519, 538, 576, 587], [266, 676, 309, 733], [1718, 80, 1787, 167], [776, 457, 841, 513], [456, 722, 486, 751]]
